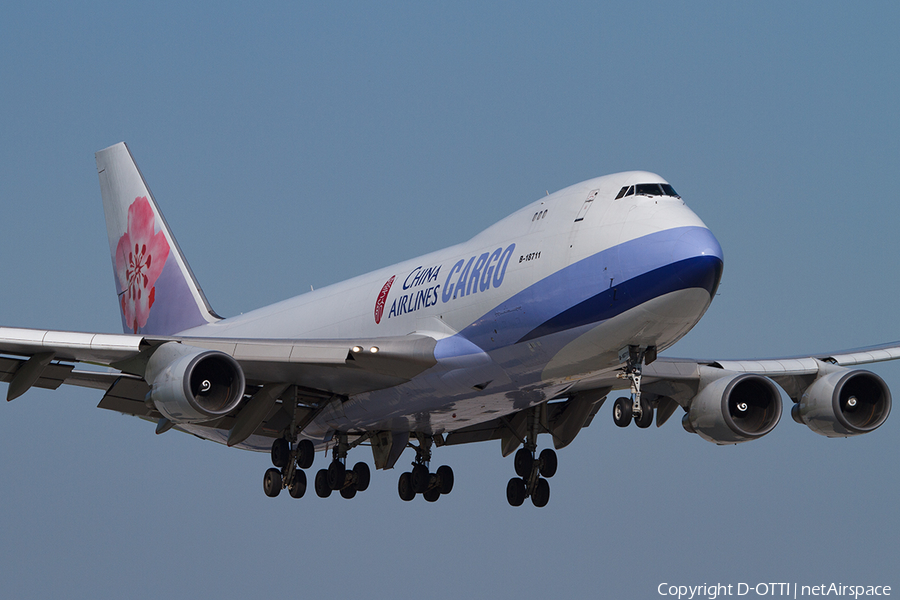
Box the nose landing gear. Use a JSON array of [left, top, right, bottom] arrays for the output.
[[613, 345, 655, 429]]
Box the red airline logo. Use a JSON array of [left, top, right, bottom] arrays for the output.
[[374, 276, 395, 324]]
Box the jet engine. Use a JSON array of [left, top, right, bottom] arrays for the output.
[[792, 369, 891, 437], [144, 342, 246, 424], [683, 373, 782, 444]]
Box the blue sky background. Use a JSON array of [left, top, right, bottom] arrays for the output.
[[1, 2, 898, 598]]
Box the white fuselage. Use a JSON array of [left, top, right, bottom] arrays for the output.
[[180, 171, 724, 446]]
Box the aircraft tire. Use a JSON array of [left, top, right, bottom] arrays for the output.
[[327, 460, 346, 490], [353, 462, 370, 492], [613, 397, 633, 427], [506, 477, 526, 507], [635, 398, 653, 429], [411, 464, 430, 494], [297, 439, 315, 469], [538, 448, 557, 478], [531, 478, 550, 508], [423, 487, 441, 502], [340, 484, 357, 499], [263, 468, 282, 497], [288, 469, 307, 499], [514, 448, 533, 478], [398, 472, 415, 501], [271, 438, 290, 468], [315, 469, 332, 498], [437, 465, 454, 494]]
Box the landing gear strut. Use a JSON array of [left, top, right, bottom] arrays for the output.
[[506, 405, 556, 508], [613, 345, 655, 429], [397, 434, 454, 503]]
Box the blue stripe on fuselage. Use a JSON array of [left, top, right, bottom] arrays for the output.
[[516, 254, 722, 343], [438, 226, 723, 357]]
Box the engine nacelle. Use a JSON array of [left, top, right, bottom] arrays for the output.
[[145, 342, 246, 424], [683, 373, 782, 444], [792, 369, 891, 437]]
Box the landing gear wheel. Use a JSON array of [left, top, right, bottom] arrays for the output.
[[514, 448, 533, 478], [340, 484, 357, 499], [613, 397, 633, 427], [398, 472, 415, 501], [271, 438, 290, 468], [411, 464, 431, 494], [531, 478, 550, 508], [423, 487, 441, 502], [296, 439, 315, 469], [352, 462, 370, 492], [327, 460, 346, 490], [506, 477, 527, 507], [634, 397, 653, 429], [315, 469, 332, 498], [436, 465, 454, 495], [288, 469, 307, 498], [539, 448, 558, 478], [263, 468, 282, 497]]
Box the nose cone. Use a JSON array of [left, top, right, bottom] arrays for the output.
[[672, 226, 724, 298]]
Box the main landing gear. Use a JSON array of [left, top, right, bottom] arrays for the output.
[[507, 446, 556, 508], [506, 405, 557, 508], [262, 387, 329, 499], [313, 433, 371, 500], [263, 436, 316, 498], [263, 433, 372, 501], [612, 346, 654, 429], [397, 434, 454, 503]]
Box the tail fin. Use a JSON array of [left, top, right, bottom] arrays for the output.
[[95, 142, 221, 335]]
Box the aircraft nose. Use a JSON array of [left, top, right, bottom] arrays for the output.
[[671, 226, 724, 297]]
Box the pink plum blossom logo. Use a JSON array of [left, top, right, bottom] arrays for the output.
[[374, 275, 395, 324], [116, 197, 170, 333]]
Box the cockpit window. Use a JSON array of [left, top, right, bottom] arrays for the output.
[[620, 182, 681, 198], [635, 183, 664, 196], [617, 184, 678, 200], [660, 183, 680, 197]]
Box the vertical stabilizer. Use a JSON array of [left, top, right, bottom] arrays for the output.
[[96, 142, 220, 335]]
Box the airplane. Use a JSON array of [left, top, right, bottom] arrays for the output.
[[0, 142, 892, 507]]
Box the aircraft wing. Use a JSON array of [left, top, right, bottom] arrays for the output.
[[0, 325, 437, 444], [543, 342, 897, 446], [562, 342, 900, 398], [443, 342, 898, 455], [3, 322, 895, 451], [652, 342, 900, 401]]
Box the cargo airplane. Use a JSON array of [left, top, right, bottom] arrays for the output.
[[0, 143, 892, 507]]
